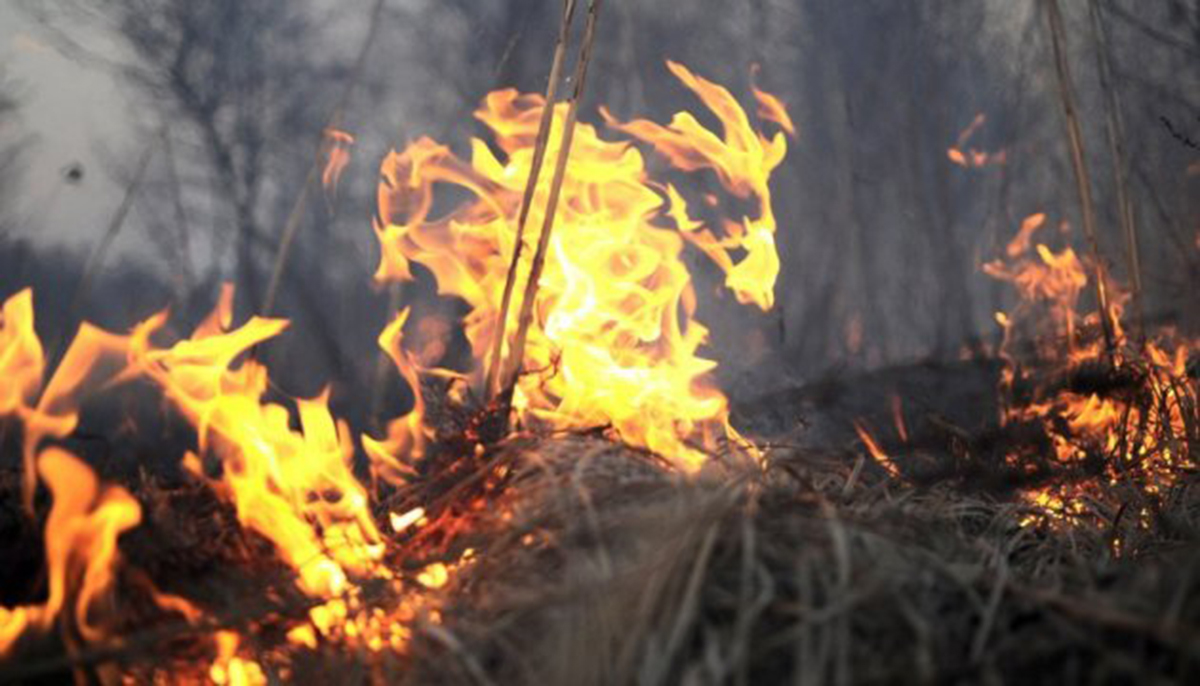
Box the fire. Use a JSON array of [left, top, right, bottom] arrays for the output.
[[321, 127, 355, 196], [0, 290, 200, 664], [126, 285, 386, 598], [372, 61, 788, 470], [983, 213, 1089, 353], [0, 289, 42, 419], [0, 60, 789, 674], [0, 448, 194, 660], [0, 448, 129, 655], [947, 113, 1006, 169], [985, 213, 1197, 526], [363, 307, 430, 485], [853, 419, 900, 479]]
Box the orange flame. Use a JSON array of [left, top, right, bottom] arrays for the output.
[[985, 213, 1196, 527], [853, 419, 900, 479], [947, 112, 1006, 169], [983, 214, 1088, 354], [1, 448, 142, 656], [372, 62, 788, 469], [126, 286, 385, 597], [322, 127, 355, 196]]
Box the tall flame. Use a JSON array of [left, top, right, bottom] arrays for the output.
[[372, 61, 788, 469], [126, 286, 385, 597]]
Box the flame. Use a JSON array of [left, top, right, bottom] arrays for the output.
[[947, 112, 1006, 169], [362, 307, 430, 485], [125, 286, 385, 597], [985, 214, 1197, 527], [853, 420, 900, 479], [372, 61, 787, 469], [0, 448, 142, 656], [1, 59, 788, 672], [0, 289, 42, 418], [983, 214, 1088, 356], [322, 127, 355, 196], [890, 393, 909, 444]]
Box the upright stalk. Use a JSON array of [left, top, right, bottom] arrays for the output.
[[486, 0, 579, 399], [1044, 0, 1115, 353], [500, 0, 604, 398], [261, 0, 389, 316], [1088, 0, 1144, 342], [161, 129, 195, 299]]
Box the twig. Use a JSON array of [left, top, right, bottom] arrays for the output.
[[260, 0, 389, 317], [1088, 0, 1144, 342], [49, 133, 159, 370], [485, 0, 579, 399], [1043, 0, 1115, 354], [421, 622, 497, 686], [499, 0, 604, 397]]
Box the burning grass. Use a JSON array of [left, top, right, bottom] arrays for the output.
[[5, 425, 1197, 683], [1, 20, 1198, 683], [401, 434, 1200, 685]]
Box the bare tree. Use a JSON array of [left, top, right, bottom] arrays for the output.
[[25, 0, 349, 307]]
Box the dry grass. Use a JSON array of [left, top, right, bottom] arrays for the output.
[[398, 433, 1200, 685], [2, 358, 1199, 683]]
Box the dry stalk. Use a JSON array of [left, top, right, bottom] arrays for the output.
[[485, 0, 579, 399], [500, 0, 604, 398], [1043, 0, 1115, 354], [51, 133, 159, 370], [261, 0, 389, 317], [1087, 0, 1144, 342]]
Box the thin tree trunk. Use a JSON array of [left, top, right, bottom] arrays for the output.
[[161, 129, 194, 299]]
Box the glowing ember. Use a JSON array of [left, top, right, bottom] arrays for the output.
[[390, 506, 426, 533]]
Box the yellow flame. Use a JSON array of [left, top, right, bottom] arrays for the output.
[[126, 286, 385, 597], [0, 448, 143, 656], [985, 213, 1196, 526], [362, 307, 430, 485], [372, 62, 788, 470]]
